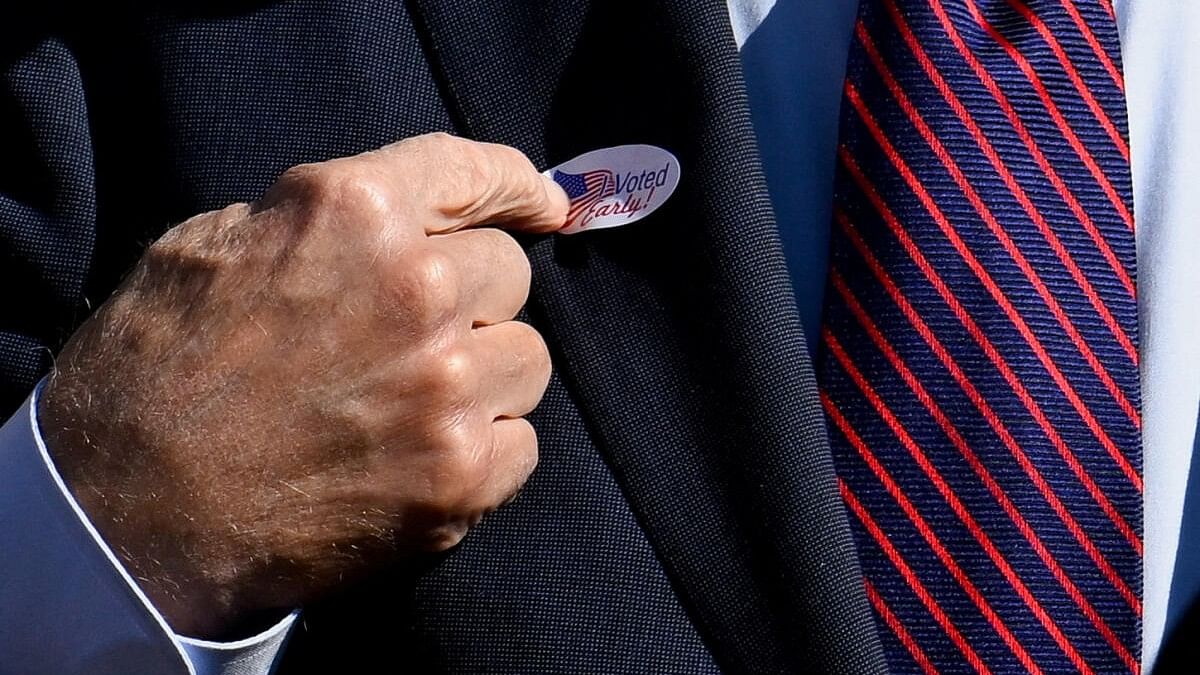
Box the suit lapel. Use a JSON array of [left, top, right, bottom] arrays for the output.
[[408, 0, 887, 671]]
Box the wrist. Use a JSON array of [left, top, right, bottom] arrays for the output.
[[36, 375, 250, 639]]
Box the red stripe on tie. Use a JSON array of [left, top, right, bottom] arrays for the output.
[[825, 392, 1047, 674], [837, 152, 1144, 554], [842, 90, 1144, 491], [830, 268, 1143, 660], [866, 578, 940, 675], [881, 0, 1136, 300], [947, 0, 1136, 230], [1004, 0, 1130, 161], [834, 208, 1142, 612], [839, 467, 996, 674], [824, 327, 1091, 672], [854, 25, 1141, 418], [1057, 0, 1126, 92]]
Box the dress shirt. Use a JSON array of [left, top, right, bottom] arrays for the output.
[[1, 2, 1195, 673], [734, 0, 1200, 669]]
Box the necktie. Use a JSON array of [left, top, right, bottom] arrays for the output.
[[817, 0, 1141, 672]]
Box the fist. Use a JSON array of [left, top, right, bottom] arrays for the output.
[[39, 133, 568, 638]]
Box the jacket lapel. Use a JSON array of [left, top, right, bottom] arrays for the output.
[[408, 0, 887, 671]]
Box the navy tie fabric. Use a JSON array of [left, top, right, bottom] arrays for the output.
[[817, 0, 1141, 672]]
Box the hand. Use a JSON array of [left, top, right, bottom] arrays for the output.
[[38, 133, 568, 639]]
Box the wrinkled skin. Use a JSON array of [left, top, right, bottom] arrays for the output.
[[40, 133, 568, 638]]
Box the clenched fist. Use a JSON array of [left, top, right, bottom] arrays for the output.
[[38, 133, 568, 638]]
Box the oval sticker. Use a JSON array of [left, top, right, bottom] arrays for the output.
[[545, 144, 681, 235]]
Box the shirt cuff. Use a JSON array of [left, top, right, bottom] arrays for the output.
[[0, 382, 295, 675], [179, 611, 297, 675]]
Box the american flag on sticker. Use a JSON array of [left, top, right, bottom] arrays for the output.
[[554, 169, 616, 222]]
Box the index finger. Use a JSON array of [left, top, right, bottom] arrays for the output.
[[374, 133, 570, 235]]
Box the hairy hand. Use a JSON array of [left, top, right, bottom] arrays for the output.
[[39, 133, 567, 638]]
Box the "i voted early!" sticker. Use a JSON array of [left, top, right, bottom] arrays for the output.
[[545, 145, 681, 235]]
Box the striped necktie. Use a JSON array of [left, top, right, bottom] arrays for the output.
[[817, 0, 1141, 672]]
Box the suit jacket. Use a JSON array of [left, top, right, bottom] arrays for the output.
[[13, 0, 1182, 673], [2, 1, 885, 671]]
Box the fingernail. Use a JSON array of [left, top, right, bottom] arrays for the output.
[[540, 173, 571, 231]]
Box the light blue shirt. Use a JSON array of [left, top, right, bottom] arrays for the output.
[[1, 2, 1196, 673]]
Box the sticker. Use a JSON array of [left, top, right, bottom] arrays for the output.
[[545, 145, 681, 235]]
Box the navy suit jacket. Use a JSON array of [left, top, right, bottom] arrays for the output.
[[2, 1, 885, 671]]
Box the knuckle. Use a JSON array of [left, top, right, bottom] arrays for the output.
[[142, 208, 240, 276], [432, 141, 535, 223], [420, 131, 465, 153], [423, 425, 488, 504], [275, 162, 331, 198], [422, 346, 479, 409], [441, 434, 486, 484], [145, 224, 188, 263], [420, 483, 465, 521], [148, 208, 219, 254], [484, 141, 537, 177], [493, 150, 537, 197], [413, 136, 545, 225], [274, 161, 389, 217], [443, 147, 500, 219], [496, 146, 544, 197], [393, 249, 461, 329]]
